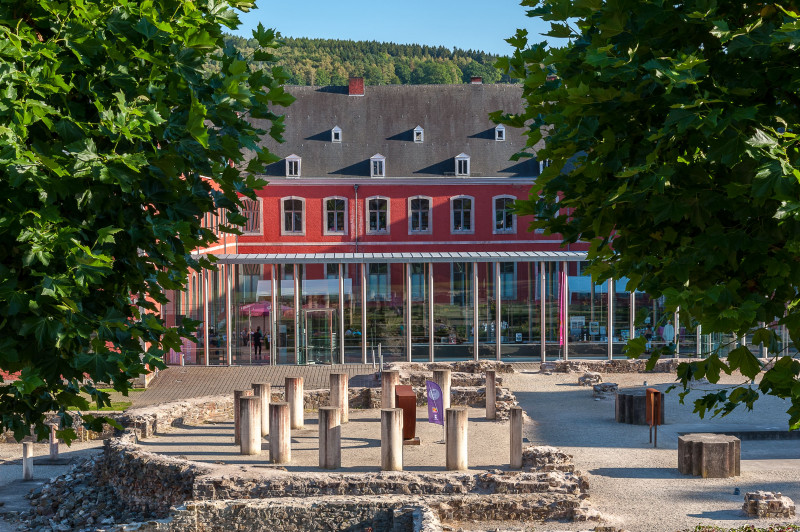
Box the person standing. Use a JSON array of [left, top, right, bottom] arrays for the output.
[[662, 320, 675, 348], [253, 326, 263, 360]]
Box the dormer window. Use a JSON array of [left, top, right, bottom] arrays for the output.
[[495, 125, 505, 141], [455, 153, 470, 176], [414, 126, 424, 143], [332, 126, 342, 143], [370, 153, 386, 178], [285, 154, 301, 178]]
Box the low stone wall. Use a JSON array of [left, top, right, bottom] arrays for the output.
[[401, 372, 503, 388], [542, 359, 684, 374], [386, 361, 515, 375], [113, 497, 443, 532]]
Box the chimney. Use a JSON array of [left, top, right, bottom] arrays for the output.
[[470, 76, 483, 84], [348, 77, 365, 96]]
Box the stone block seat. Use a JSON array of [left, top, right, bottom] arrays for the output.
[[678, 433, 740, 478]]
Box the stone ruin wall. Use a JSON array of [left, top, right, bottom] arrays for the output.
[[543, 359, 685, 374]]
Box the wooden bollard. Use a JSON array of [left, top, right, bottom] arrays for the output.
[[252, 382, 271, 436], [239, 396, 262, 455], [330, 373, 349, 423], [22, 442, 33, 480], [269, 402, 291, 464], [233, 389, 254, 445], [285, 377, 304, 430], [433, 369, 451, 410], [381, 408, 403, 471], [510, 406, 523, 469], [381, 370, 399, 409], [486, 369, 496, 420], [446, 408, 468, 471], [318, 407, 341, 469], [49, 425, 59, 460]]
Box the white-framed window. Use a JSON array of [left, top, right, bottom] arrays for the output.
[[450, 195, 474, 234], [455, 153, 470, 176], [285, 154, 301, 178], [408, 196, 432, 234], [323, 196, 347, 235], [370, 153, 386, 178], [280, 196, 305, 235], [410, 263, 425, 301], [538, 158, 551, 175], [414, 125, 424, 143], [240, 198, 262, 234], [367, 263, 390, 301], [367, 196, 389, 234], [495, 124, 505, 141], [332, 126, 342, 143], [499, 262, 516, 300], [493, 195, 516, 234]]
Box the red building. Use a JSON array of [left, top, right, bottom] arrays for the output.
[[166, 79, 681, 367]]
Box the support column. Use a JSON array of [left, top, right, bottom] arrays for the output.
[[381, 408, 403, 471], [22, 442, 33, 480], [270, 264, 277, 366], [405, 263, 412, 362], [339, 263, 345, 365], [381, 370, 399, 408], [318, 407, 341, 469], [495, 262, 502, 360], [330, 372, 349, 423], [252, 382, 271, 436], [472, 261, 479, 361], [239, 396, 261, 455], [203, 270, 210, 366], [486, 369, 496, 420], [540, 262, 546, 363], [49, 425, 59, 460], [510, 406, 523, 469], [233, 388, 254, 445], [607, 278, 614, 360], [428, 262, 434, 362], [285, 377, 304, 429], [446, 408, 468, 471], [226, 264, 233, 366], [269, 402, 290, 464], [562, 261, 569, 360], [293, 264, 300, 365], [361, 263, 368, 364], [630, 291, 636, 342], [433, 369, 451, 410]]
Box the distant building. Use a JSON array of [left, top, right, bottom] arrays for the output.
[[164, 78, 684, 366]]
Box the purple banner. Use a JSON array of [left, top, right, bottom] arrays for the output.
[[425, 380, 444, 426]]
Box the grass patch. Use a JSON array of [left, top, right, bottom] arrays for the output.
[[96, 388, 145, 394], [68, 401, 132, 412]]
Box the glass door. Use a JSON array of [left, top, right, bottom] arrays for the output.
[[303, 308, 337, 364]]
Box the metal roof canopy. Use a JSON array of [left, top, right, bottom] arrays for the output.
[[206, 251, 587, 265]]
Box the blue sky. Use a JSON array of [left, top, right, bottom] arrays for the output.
[[231, 1, 551, 56]]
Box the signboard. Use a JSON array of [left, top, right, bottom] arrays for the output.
[[425, 380, 444, 426]]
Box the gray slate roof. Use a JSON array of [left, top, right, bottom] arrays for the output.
[[251, 84, 539, 179]]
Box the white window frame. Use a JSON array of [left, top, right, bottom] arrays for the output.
[[408, 195, 432, 234], [366, 196, 390, 234], [332, 126, 342, 143], [414, 125, 424, 143], [367, 263, 390, 301], [323, 196, 348, 235], [370, 153, 386, 178], [285, 154, 301, 178], [450, 195, 474, 234], [455, 153, 470, 176], [240, 197, 263, 235], [495, 125, 506, 141], [493, 195, 516, 234], [280, 196, 306, 236]]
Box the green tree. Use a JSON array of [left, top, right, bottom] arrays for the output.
[[495, 1, 800, 426], [0, 0, 293, 442]]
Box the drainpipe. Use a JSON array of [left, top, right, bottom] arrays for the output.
[[354, 184, 359, 253]]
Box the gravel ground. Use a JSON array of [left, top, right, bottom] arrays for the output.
[[506, 369, 800, 532]]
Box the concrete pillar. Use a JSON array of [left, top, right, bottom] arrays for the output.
[[381, 370, 399, 409], [49, 425, 58, 460], [269, 402, 291, 464], [381, 408, 403, 471], [252, 382, 271, 437], [486, 369, 497, 420], [329, 373, 349, 423], [239, 396, 262, 455], [285, 376, 304, 430], [433, 369, 451, 410], [233, 388, 254, 445], [22, 442, 33, 480], [446, 407, 468, 471], [510, 406, 523, 469], [319, 407, 341, 470]]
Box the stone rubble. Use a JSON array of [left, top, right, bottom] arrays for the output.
[[578, 372, 602, 386], [743, 490, 796, 518], [592, 383, 618, 400]]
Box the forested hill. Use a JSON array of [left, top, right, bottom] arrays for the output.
[[223, 35, 513, 86]]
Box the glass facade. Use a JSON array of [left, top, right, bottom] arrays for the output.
[[162, 258, 767, 365]]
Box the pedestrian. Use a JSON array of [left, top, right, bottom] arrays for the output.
[[253, 326, 263, 360]]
